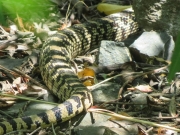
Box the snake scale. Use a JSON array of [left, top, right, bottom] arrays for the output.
[[0, 9, 138, 134]]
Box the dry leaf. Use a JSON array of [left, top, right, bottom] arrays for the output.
[[109, 112, 131, 121], [97, 3, 131, 15], [169, 96, 177, 117], [0, 81, 12, 91], [157, 127, 167, 135], [16, 83, 28, 93], [14, 13, 27, 31], [58, 23, 68, 30], [128, 85, 153, 93], [0, 101, 15, 108], [138, 126, 149, 135], [135, 85, 153, 92], [83, 79, 94, 86], [78, 67, 95, 86]]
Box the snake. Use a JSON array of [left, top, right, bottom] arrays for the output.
[[0, 8, 138, 134]]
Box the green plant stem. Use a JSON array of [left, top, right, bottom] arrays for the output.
[[168, 32, 180, 81], [0, 93, 58, 105], [0, 1, 6, 26]]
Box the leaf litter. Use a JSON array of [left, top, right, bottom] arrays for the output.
[[0, 0, 179, 135]]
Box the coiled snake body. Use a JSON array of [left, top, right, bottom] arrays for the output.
[[0, 9, 138, 134]]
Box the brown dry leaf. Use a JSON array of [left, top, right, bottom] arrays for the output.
[[16, 83, 28, 93], [109, 112, 131, 121], [22, 77, 29, 83], [58, 23, 69, 30], [138, 126, 148, 135], [71, 19, 81, 25], [89, 105, 105, 109], [128, 85, 153, 93], [135, 85, 153, 93], [1, 26, 10, 33], [157, 127, 167, 135], [78, 67, 95, 86], [14, 13, 27, 31], [0, 51, 7, 57], [12, 77, 28, 93]]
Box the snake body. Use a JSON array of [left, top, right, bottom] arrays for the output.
[[0, 9, 138, 134]]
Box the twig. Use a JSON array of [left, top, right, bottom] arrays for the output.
[[115, 80, 130, 113], [89, 72, 141, 91], [88, 108, 180, 132], [90, 65, 168, 91], [0, 64, 47, 90], [13, 67, 48, 90], [27, 127, 41, 135]]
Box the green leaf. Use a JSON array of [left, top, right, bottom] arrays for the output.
[[168, 32, 180, 81], [1, 0, 54, 21], [0, 1, 6, 25]]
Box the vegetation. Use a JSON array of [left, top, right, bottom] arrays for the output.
[[168, 33, 180, 81]]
